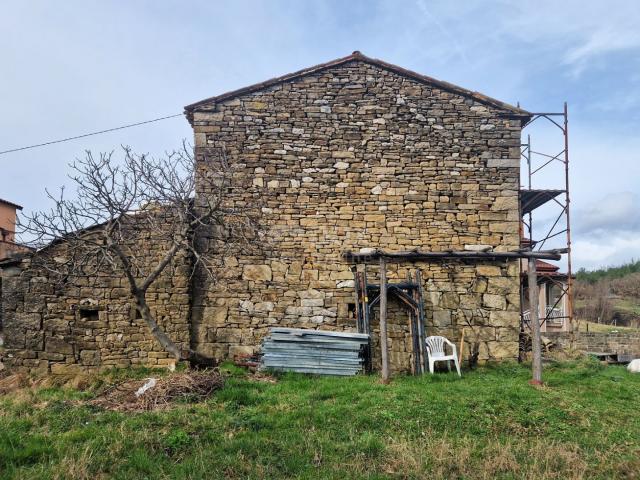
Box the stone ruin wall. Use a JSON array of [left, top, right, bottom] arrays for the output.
[[0, 223, 192, 374], [191, 60, 523, 371]]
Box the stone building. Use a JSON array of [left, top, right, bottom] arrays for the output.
[[0, 198, 27, 261], [1, 52, 533, 373], [0, 211, 192, 373]]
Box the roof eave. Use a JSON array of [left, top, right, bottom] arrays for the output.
[[0, 198, 23, 210]]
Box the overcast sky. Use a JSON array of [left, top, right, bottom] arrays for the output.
[[2, 1, 639, 270]]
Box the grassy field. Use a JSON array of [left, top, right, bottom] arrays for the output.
[[1, 360, 639, 479], [576, 320, 639, 333]]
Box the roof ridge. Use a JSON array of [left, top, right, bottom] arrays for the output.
[[184, 51, 531, 123]]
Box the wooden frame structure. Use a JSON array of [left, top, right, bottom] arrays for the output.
[[344, 248, 567, 383], [352, 264, 427, 377]]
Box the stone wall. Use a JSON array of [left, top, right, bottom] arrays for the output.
[[190, 59, 524, 370], [547, 331, 640, 357], [0, 218, 192, 374], [0, 59, 527, 374]]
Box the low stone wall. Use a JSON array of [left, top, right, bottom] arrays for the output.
[[546, 331, 640, 357]]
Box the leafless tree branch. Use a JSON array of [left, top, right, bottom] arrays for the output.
[[19, 142, 263, 366]]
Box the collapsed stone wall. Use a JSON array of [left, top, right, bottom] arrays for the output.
[[191, 60, 523, 370], [0, 220, 191, 374]]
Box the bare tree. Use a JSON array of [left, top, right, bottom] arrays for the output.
[[20, 144, 261, 366], [574, 281, 613, 325]]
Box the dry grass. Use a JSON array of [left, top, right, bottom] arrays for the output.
[[89, 370, 224, 412], [381, 436, 588, 480]]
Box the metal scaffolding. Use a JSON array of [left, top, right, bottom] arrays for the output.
[[520, 103, 573, 333]]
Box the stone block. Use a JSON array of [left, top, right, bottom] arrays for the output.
[[486, 341, 518, 359], [254, 302, 275, 313], [15, 313, 42, 330], [476, 265, 501, 277], [486, 158, 519, 168], [332, 151, 355, 159], [203, 306, 229, 324], [487, 277, 515, 295], [301, 298, 324, 307], [51, 363, 84, 375], [483, 294, 506, 310], [45, 337, 74, 355], [433, 310, 451, 327], [299, 289, 325, 299], [80, 350, 101, 366], [489, 311, 518, 327], [229, 345, 255, 358], [242, 264, 272, 281]]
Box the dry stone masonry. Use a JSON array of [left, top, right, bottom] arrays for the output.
[[0, 217, 191, 373], [188, 53, 528, 371], [1, 53, 531, 373]]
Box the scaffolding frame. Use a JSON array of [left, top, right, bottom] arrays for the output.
[[520, 103, 573, 333]]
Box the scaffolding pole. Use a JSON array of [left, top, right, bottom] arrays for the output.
[[521, 103, 573, 340]]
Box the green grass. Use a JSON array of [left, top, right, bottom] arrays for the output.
[[1, 360, 639, 479], [577, 320, 639, 333]]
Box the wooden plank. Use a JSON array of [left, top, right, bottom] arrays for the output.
[[415, 269, 427, 374], [343, 248, 567, 263], [362, 269, 371, 335], [379, 257, 390, 384], [529, 257, 543, 384]]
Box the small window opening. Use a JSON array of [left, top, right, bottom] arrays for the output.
[[78, 308, 99, 322], [347, 303, 356, 318]]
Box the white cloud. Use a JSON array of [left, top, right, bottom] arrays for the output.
[[573, 233, 640, 270], [567, 192, 640, 270], [564, 24, 640, 71], [574, 192, 640, 236]]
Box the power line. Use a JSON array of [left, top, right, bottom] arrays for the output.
[[0, 113, 183, 156]]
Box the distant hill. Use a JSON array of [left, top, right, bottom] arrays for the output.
[[576, 259, 640, 284], [575, 259, 640, 328]]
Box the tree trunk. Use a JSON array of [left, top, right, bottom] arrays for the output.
[[135, 293, 216, 367]]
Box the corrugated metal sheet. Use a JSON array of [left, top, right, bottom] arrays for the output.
[[260, 328, 370, 376]]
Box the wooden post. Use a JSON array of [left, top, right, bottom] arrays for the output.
[[528, 257, 543, 385], [379, 257, 390, 384], [458, 328, 465, 366]]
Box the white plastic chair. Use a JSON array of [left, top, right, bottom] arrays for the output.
[[425, 336, 461, 376]]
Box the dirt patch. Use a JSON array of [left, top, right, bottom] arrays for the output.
[[89, 370, 225, 412]]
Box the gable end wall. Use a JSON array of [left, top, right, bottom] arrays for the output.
[[191, 61, 522, 369]]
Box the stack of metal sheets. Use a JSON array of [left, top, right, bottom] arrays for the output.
[[260, 327, 370, 376]]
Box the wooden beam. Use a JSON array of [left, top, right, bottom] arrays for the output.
[[343, 248, 568, 264], [528, 257, 543, 385], [379, 257, 390, 384]]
